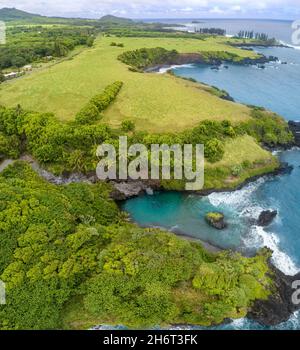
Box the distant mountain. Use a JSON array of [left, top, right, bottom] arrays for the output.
[[99, 15, 134, 24], [0, 8, 135, 26], [0, 7, 43, 21]]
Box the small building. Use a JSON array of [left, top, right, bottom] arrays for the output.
[[4, 72, 18, 80], [23, 64, 32, 71]]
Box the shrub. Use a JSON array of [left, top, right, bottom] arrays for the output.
[[204, 138, 225, 163], [90, 81, 123, 111], [75, 81, 123, 125], [239, 109, 294, 147], [121, 120, 135, 132], [231, 165, 243, 177], [75, 103, 100, 124]]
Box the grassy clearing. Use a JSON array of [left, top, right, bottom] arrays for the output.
[[0, 35, 255, 131], [207, 135, 273, 168]]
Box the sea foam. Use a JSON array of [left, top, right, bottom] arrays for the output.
[[208, 179, 300, 276]]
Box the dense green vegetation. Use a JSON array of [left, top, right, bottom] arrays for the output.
[[118, 47, 179, 70], [0, 162, 273, 329], [238, 108, 294, 147], [0, 9, 294, 330], [236, 31, 277, 43], [194, 28, 226, 35], [108, 28, 208, 40], [75, 81, 123, 124], [0, 25, 96, 70], [199, 50, 244, 63], [117, 47, 262, 71], [0, 162, 118, 329], [0, 103, 292, 186]]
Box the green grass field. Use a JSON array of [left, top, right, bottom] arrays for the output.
[[209, 135, 273, 168], [0, 35, 256, 131]]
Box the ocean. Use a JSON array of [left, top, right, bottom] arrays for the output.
[[144, 18, 299, 47]]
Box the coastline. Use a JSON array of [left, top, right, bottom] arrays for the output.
[[144, 47, 280, 74], [1, 151, 299, 328]]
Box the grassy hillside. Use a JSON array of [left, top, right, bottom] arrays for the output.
[[0, 7, 98, 25], [0, 35, 257, 131], [0, 7, 43, 21]]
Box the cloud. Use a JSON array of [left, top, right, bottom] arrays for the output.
[[0, 0, 299, 19], [210, 6, 225, 14]]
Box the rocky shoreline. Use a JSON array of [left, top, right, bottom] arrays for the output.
[[248, 258, 300, 326], [108, 160, 293, 200], [144, 50, 279, 73], [0, 148, 299, 328]]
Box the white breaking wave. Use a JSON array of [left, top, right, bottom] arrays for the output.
[[276, 311, 300, 330], [208, 178, 265, 217], [245, 226, 299, 276], [157, 64, 194, 74], [279, 40, 300, 50], [208, 178, 300, 276]]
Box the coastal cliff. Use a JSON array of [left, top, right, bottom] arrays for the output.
[[249, 260, 300, 326], [288, 121, 300, 147]]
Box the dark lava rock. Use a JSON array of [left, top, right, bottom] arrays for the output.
[[220, 92, 235, 102], [257, 210, 278, 227], [205, 212, 227, 230], [288, 121, 300, 147], [110, 180, 160, 201], [274, 162, 294, 175], [248, 261, 300, 326]]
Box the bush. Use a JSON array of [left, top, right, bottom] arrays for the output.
[[121, 120, 135, 132], [90, 81, 123, 111], [204, 138, 225, 163], [75, 103, 101, 124], [236, 108, 294, 147], [75, 81, 123, 125], [231, 165, 243, 177]]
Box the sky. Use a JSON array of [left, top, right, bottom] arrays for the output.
[[0, 0, 299, 20]]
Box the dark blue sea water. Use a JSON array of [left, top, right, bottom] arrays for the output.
[[122, 34, 300, 329], [173, 47, 300, 120], [146, 18, 298, 47]]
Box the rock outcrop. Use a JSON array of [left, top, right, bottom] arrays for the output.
[[110, 180, 160, 200], [288, 121, 300, 147], [205, 212, 227, 230], [257, 210, 277, 226], [248, 261, 300, 326]]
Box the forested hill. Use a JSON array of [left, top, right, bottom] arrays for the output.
[[99, 15, 134, 24], [0, 7, 45, 21], [0, 7, 94, 24], [0, 7, 134, 25]]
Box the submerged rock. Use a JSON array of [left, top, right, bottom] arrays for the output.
[[257, 210, 277, 226], [205, 212, 227, 230]]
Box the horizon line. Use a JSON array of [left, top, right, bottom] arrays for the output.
[[0, 7, 295, 22]]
